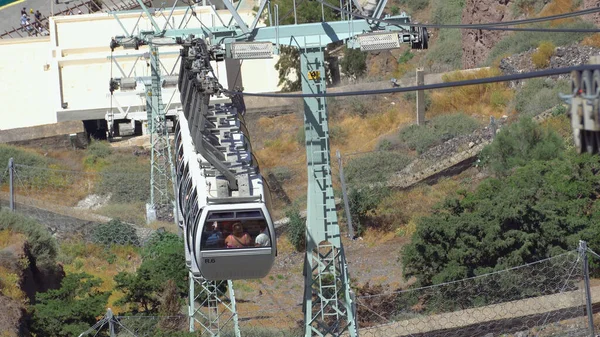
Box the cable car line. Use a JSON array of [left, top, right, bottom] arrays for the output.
[[315, 0, 600, 31], [223, 64, 600, 98]]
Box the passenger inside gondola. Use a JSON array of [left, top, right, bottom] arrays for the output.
[[255, 223, 270, 247], [225, 222, 252, 248], [204, 221, 223, 248]]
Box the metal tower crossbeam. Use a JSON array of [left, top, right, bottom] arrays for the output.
[[188, 274, 240, 336]]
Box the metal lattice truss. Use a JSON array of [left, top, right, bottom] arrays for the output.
[[189, 274, 240, 337], [108, 51, 181, 138], [301, 47, 357, 337], [305, 244, 356, 337], [144, 45, 177, 222]]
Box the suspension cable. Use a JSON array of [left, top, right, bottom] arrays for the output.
[[224, 64, 596, 98]]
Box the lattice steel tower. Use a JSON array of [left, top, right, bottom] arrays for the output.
[[145, 44, 176, 222]]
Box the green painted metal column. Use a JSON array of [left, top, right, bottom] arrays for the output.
[[145, 43, 175, 223], [301, 46, 357, 337]]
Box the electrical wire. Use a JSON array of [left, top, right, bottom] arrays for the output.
[[316, 0, 600, 29], [223, 64, 596, 98]]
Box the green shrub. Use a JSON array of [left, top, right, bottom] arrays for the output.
[[398, 50, 414, 64], [95, 155, 151, 203], [514, 78, 570, 117], [531, 41, 555, 69], [0, 210, 57, 268], [340, 47, 367, 79], [479, 117, 564, 176], [269, 166, 293, 182], [0, 144, 49, 169], [91, 219, 140, 247], [552, 104, 567, 116], [0, 145, 58, 188], [115, 232, 188, 313], [487, 21, 594, 64], [345, 151, 413, 186], [83, 140, 113, 168], [348, 186, 391, 236], [397, 113, 479, 154], [425, 0, 464, 71], [286, 207, 306, 251]]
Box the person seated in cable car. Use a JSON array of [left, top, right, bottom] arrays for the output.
[[254, 223, 270, 247], [204, 221, 223, 249], [225, 222, 252, 248]]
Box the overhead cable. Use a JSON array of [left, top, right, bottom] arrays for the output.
[[316, 0, 600, 30], [224, 64, 596, 98]]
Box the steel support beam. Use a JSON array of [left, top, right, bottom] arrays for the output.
[[301, 47, 357, 337]]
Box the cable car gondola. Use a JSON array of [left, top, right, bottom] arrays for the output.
[[174, 68, 276, 280]]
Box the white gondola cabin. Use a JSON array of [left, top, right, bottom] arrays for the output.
[[175, 108, 276, 281]]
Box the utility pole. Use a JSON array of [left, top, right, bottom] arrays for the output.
[[416, 67, 425, 125], [9, 158, 14, 211], [336, 150, 354, 239]]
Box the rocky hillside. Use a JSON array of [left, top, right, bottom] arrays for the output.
[[461, 0, 514, 69], [0, 233, 64, 336], [461, 0, 600, 69], [499, 44, 600, 75]]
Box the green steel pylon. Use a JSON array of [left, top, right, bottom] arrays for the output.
[[145, 43, 176, 223], [301, 46, 357, 337]]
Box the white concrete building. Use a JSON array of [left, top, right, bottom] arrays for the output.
[[0, 6, 281, 140]]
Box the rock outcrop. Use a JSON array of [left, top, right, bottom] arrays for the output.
[[584, 0, 600, 26], [462, 0, 514, 69], [499, 44, 600, 76], [0, 236, 64, 336]]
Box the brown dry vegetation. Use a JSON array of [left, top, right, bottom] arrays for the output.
[[430, 67, 514, 119], [538, 0, 578, 26], [0, 231, 28, 304]]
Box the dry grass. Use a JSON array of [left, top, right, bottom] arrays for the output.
[[275, 235, 296, 254], [61, 242, 141, 314], [582, 34, 600, 48], [538, 0, 577, 26], [0, 266, 26, 304], [430, 68, 514, 119], [254, 103, 414, 207], [96, 201, 147, 226], [374, 168, 483, 235], [0, 231, 28, 304], [541, 113, 572, 139]]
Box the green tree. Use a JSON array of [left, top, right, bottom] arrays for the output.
[[275, 45, 301, 92], [340, 47, 367, 79], [286, 207, 306, 251], [270, 0, 340, 92], [115, 232, 187, 313], [347, 187, 390, 236], [31, 273, 110, 337], [402, 152, 600, 289], [479, 117, 564, 176]]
